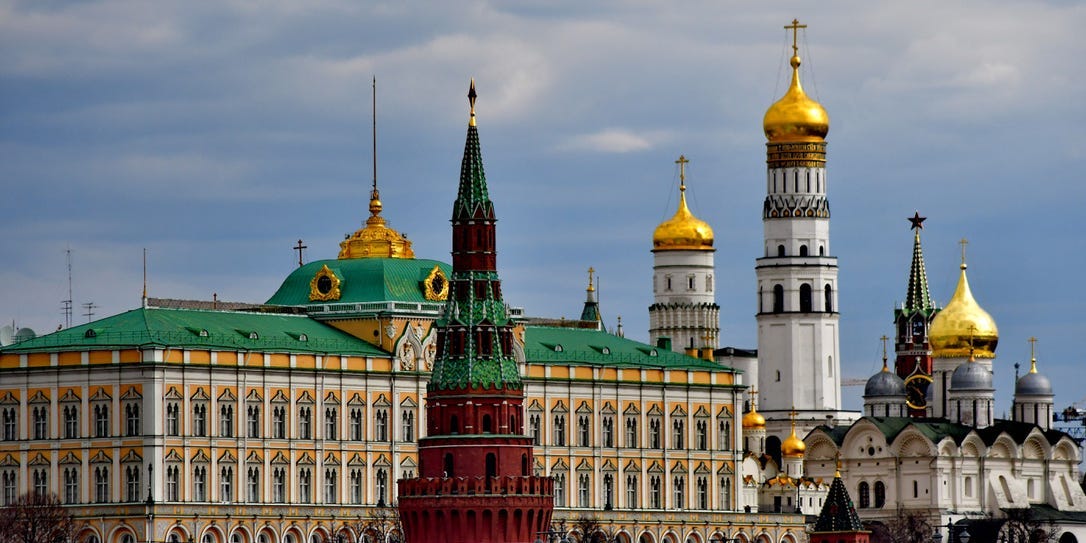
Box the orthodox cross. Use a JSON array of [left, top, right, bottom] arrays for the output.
[[587, 267, 596, 292], [294, 239, 308, 267], [675, 154, 689, 189], [1029, 336, 1038, 371], [959, 237, 969, 266], [785, 19, 807, 56], [749, 388, 759, 409], [967, 324, 977, 359], [880, 335, 889, 365]]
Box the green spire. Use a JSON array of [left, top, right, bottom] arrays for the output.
[[453, 79, 494, 222], [903, 217, 935, 316], [812, 472, 867, 534], [428, 81, 521, 392]]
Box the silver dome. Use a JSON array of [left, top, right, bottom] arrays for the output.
[[864, 369, 906, 397], [950, 361, 993, 391], [1015, 371, 1053, 396]]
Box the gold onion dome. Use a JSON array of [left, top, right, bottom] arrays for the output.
[[782, 431, 807, 457], [742, 406, 766, 430], [929, 262, 998, 358], [763, 53, 829, 142], [338, 189, 415, 259], [653, 157, 714, 252]]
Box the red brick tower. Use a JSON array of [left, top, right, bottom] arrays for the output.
[[397, 81, 553, 543]]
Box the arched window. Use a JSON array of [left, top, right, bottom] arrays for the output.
[[772, 285, 784, 313], [777, 245, 785, 257], [799, 284, 812, 312], [444, 454, 454, 478], [482, 414, 492, 433], [819, 245, 825, 256], [450, 415, 459, 434], [485, 454, 496, 479], [874, 481, 886, 508], [824, 284, 833, 313], [799, 245, 808, 256], [858, 482, 870, 508]]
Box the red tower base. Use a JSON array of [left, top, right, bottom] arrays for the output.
[[398, 475, 553, 543]]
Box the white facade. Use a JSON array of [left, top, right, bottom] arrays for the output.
[[649, 248, 719, 353], [756, 160, 855, 439]]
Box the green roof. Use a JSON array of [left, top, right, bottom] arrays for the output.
[[266, 258, 451, 307], [811, 416, 1074, 448], [522, 325, 735, 372], [1, 307, 387, 356]]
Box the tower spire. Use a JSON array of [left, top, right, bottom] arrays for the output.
[[1029, 336, 1038, 373]]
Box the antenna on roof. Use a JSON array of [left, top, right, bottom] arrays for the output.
[[82, 302, 97, 323], [372, 75, 378, 196], [62, 246, 73, 328], [142, 248, 148, 308]]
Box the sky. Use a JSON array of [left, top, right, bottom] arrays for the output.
[[1, 0, 1084, 421]]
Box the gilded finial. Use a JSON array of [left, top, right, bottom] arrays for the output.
[[1029, 336, 1038, 373], [880, 335, 889, 371], [959, 237, 969, 270], [834, 453, 842, 478], [468, 78, 477, 127], [587, 267, 596, 293], [967, 325, 977, 361], [675, 154, 689, 190]]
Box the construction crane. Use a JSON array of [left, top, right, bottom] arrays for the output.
[[1054, 397, 1086, 444]]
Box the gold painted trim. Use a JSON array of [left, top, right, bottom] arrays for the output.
[[309, 264, 342, 302], [423, 265, 449, 301]]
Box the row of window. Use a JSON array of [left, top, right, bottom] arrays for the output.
[[656, 274, 714, 293], [551, 472, 733, 511], [760, 283, 834, 313], [0, 465, 397, 507], [164, 402, 414, 442], [768, 243, 826, 258], [768, 168, 824, 195], [0, 403, 141, 441], [529, 413, 732, 451]]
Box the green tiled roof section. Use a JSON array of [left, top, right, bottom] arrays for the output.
[[1, 307, 387, 356], [813, 476, 866, 533], [265, 258, 451, 306], [814, 417, 1072, 448], [523, 325, 734, 371], [902, 232, 937, 317], [453, 124, 494, 221]]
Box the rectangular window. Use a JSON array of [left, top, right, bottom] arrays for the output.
[[299, 468, 311, 503], [273, 469, 285, 503], [193, 403, 207, 437], [94, 466, 109, 503], [626, 475, 638, 508], [220, 467, 233, 503], [553, 415, 566, 446], [578, 473, 590, 506], [375, 409, 388, 442], [324, 469, 337, 503], [247, 405, 260, 438], [33, 468, 47, 496], [299, 407, 311, 439], [625, 418, 638, 448], [578, 416, 590, 447], [165, 403, 179, 437], [324, 407, 337, 440], [64, 405, 79, 439], [193, 466, 206, 501], [695, 419, 707, 451], [350, 470, 362, 504], [530, 414, 541, 445], [273, 406, 286, 439], [33, 405, 48, 439], [247, 467, 259, 502], [349, 409, 363, 441], [220, 405, 234, 438], [166, 466, 179, 501], [401, 410, 414, 442], [602, 416, 614, 448], [64, 468, 79, 504], [125, 465, 141, 502], [1, 408, 16, 440], [94, 404, 110, 438], [649, 417, 661, 449], [125, 403, 140, 436]]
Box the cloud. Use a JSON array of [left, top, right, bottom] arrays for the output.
[[561, 128, 663, 153]]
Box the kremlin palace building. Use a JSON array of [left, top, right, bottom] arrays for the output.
[[2, 22, 1085, 543]]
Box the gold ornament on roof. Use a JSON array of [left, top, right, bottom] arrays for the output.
[[309, 264, 342, 301], [742, 388, 766, 429], [763, 20, 830, 143], [652, 155, 715, 252], [929, 239, 998, 358], [423, 265, 449, 301], [781, 407, 806, 457], [338, 188, 416, 259]]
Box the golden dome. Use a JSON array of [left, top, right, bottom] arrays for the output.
[[763, 54, 829, 143], [338, 189, 415, 260], [929, 264, 998, 358], [742, 407, 766, 430], [653, 183, 714, 252], [782, 432, 806, 457]]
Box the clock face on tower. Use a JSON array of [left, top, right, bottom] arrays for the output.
[[904, 373, 933, 410]]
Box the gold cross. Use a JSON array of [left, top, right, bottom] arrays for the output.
[[675, 155, 689, 188], [959, 237, 969, 266], [587, 267, 595, 291], [1028, 336, 1038, 371], [749, 388, 758, 408], [880, 335, 889, 365], [785, 19, 807, 56]]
